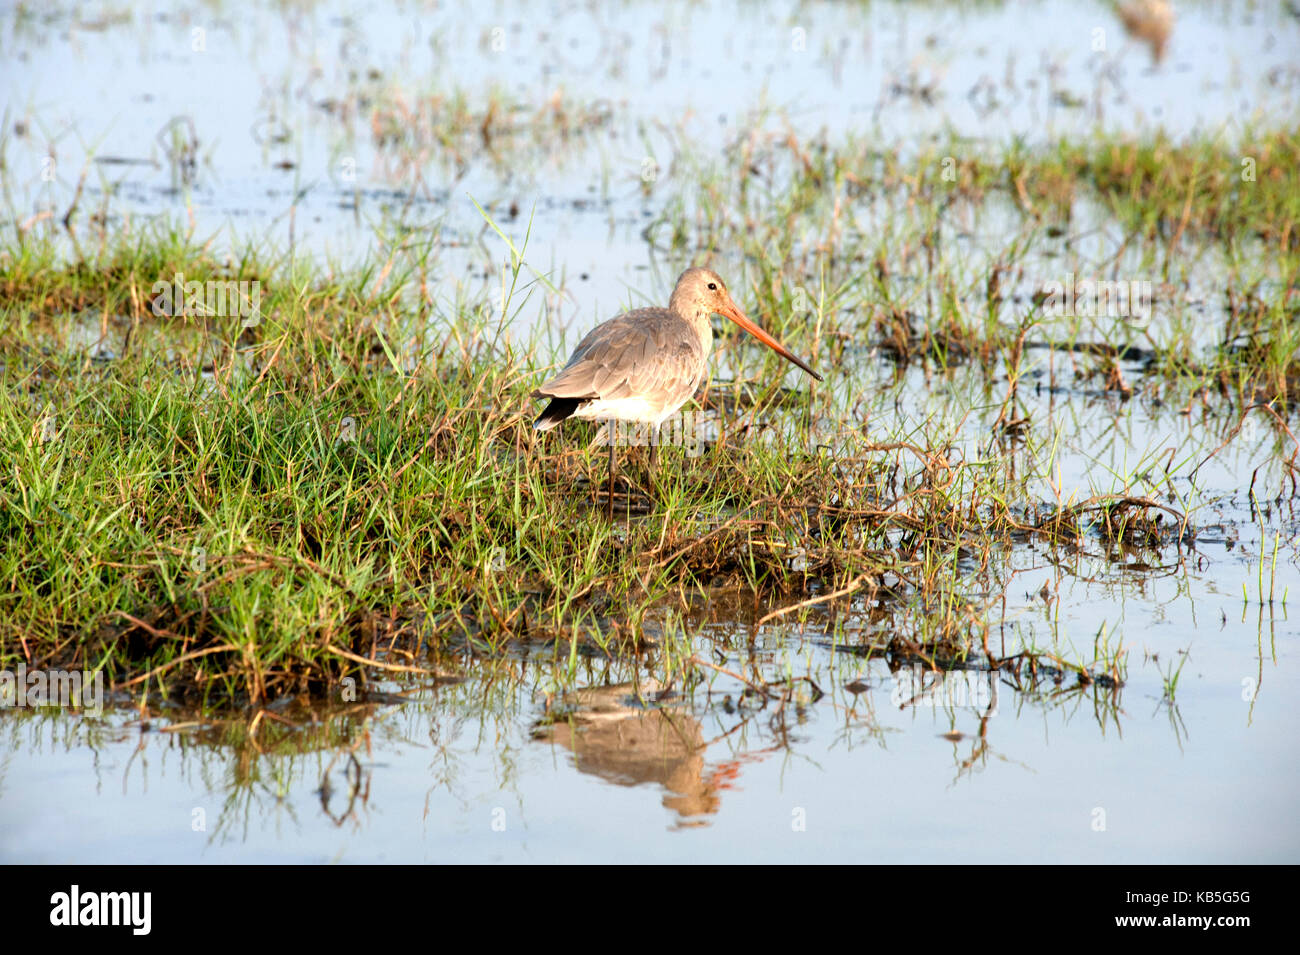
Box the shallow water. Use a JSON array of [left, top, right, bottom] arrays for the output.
[[2, 537, 1296, 863], [3, 0, 1299, 862], [3, 349, 1298, 863]]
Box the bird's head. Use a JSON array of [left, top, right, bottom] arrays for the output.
[[670, 267, 823, 382]]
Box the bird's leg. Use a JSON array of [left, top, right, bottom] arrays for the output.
[[607, 435, 616, 521], [647, 424, 658, 504]]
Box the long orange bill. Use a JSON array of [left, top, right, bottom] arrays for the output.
[[719, 299, 824, 382]]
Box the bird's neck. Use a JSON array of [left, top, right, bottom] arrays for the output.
[[670, 305, 713, 356], [691, 312, 713, 356]]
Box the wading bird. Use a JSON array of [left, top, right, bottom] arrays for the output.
[[1117, 0, 1175, 64], [533, 267, 822, 517]]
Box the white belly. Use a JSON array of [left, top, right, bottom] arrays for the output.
[[572, 396, 687, 426]]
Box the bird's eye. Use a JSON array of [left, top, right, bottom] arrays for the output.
[[707, 282, 717, 290]]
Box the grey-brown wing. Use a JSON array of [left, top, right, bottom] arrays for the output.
[[534, 309, 704, 404]]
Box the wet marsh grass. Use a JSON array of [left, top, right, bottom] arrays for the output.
[[2, 122, 1296, 715], [658, 122, 1299, 402]]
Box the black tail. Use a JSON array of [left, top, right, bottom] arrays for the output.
[[533, 397, 583, 431]]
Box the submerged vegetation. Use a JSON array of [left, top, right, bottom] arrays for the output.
[[656, 123, 1300, 404]]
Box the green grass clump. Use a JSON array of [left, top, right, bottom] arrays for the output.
[[0, 231, 881, 705]]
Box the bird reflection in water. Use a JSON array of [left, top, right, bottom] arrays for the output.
[[534, 681, 748, 826]]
